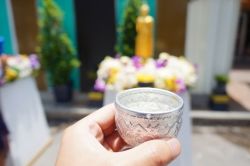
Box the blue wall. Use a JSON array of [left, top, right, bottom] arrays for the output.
[[0, 0, 17, 54]]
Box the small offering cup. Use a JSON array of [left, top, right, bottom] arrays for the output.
[[115, 88, 184, 146]]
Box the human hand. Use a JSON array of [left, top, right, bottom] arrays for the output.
[[56, 104, 181, 166]]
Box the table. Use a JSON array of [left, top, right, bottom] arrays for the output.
[[170, 92, 192, 166], [0, 77, 50, 166]]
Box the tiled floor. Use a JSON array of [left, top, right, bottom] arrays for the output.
[[32, 133, 62, 166]]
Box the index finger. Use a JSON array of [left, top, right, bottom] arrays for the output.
[[86, 103, 116, 135]]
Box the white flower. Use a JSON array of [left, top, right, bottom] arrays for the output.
[[7, 56, 32, 78], [120, 56, 131, 65], [96, 53, 197, 92], [137, 58, 156, 76], [154, 67, 177, 88], [97, 56, 122, 80], [159, 52, 171, 59], [157, 54, 197, 87], [177, 58, 197, 86], [114, 63, 137, 90]]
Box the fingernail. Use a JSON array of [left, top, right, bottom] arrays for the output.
[[167, 138, 181, 158]]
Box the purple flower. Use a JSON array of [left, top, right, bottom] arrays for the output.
[[132, 56, 142, 69], [115, 54, 121, 59], [0, 79, 5, 86], [155, 59, 167, 68], [29, 54, 40, 69], [94, 79, 106, 92], [176, 79, 186, 93]]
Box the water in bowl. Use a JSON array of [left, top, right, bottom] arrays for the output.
[[126, 101, 174, 113]]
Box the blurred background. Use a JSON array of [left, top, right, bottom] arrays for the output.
[[0, 0, 250, 165]]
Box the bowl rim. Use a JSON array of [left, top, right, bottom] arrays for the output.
[[115, 87, 184, 115]]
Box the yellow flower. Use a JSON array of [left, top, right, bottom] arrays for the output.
[[137, 73, 155, 83], [107, 75, 117, 84], [5, 68, 18, 81], [109, 68, 120, 77], [165, 77, 177, 92], [107, 67, 120, 85]]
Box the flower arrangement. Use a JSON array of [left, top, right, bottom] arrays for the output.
[[0, 54, 40, 86], [94, 52, 197, 93]]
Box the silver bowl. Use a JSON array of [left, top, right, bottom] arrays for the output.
[[115, 88, 184, 146]]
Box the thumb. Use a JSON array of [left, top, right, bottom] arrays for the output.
[[118, 138, 181, 166]]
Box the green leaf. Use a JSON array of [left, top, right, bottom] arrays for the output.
[[37, 0, 80, 85]]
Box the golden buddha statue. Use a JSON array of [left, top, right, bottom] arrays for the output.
[[135, 4, 154, 59]]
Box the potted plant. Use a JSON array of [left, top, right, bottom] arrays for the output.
[[209, 74, 230, 110], [116, 0, 142, 57], [37, 0, 80, 102]]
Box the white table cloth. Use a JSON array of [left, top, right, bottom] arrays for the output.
[[0, 77, 50, 166], [170, 92, 192, 166]]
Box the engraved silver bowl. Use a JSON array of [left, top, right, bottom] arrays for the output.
[[115, 88, 184, 146]]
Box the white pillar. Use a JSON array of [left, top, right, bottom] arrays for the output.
[[185, 0, 240, 94]]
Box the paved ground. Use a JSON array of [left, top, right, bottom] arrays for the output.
[[32, 133, 61, 166], [192, 126, 250, 166], [32, 124, 67, 166], [227, 69, 250, 111], [32, 125, 250, 166]]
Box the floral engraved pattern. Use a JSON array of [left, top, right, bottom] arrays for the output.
[[115, 108, 183, 146], [115, 88, 184, 146]]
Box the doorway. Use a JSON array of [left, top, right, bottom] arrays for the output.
[[74, 0, 116, 91], [234, 0, 250, 68]]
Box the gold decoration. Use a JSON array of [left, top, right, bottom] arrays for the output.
[[135, 4, 154, 59]]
